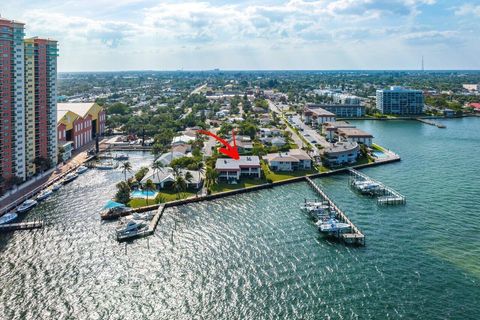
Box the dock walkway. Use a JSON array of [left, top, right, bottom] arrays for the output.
[[305, 177, 365, 246], [0, 220, 43, 232], [349, 168, 406, 205], [416, 118, 446, 128]]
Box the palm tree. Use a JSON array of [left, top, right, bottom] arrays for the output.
[[195, 162, 205, 189], [173, 175, 187, 200], [184, 171, 193, 187], [144, 179, 156, 205], [152, 160, 164, 177], [205, 167, 218, 189], [120, 161, 132, 182]]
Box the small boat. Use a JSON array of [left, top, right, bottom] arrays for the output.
[[51, 182, 62, 191], [301, 201, 330, 213], [352, 180, 381, 193], [63, 172, 79, 183], [132, 212, 154, 221], [113, 154, 129, 161], [95, 161, 118, 170], [100, 206, 131, 220], [0, 212, 18, 225], [116, 219, 148, 237], [17, 199, 38, 213], [316, 218, 351, 233], [36, 188, 53, 201], [76, 165, 88, 174]]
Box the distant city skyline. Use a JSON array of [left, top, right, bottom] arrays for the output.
[[3, 0, 480, 72]]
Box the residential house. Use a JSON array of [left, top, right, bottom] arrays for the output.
[[264, 149, 311, 172], [303, 105, 336, 126], [322, 121, 356, 141], [230, 135, 253, 153], [336, 128, 374, 146], [141, 167, 203, 189], [157, 151, 186, 166], [215, 156, 261, 181], [323, 142, 359, 166], [172, 135, 196, 146]]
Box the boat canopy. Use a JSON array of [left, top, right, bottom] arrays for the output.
[[103, 200, 126, 210]]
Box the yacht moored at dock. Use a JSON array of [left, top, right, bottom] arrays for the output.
[[17, 199, 38, 214], [63, 172, 79, 183], [51, 182, 62, 191], [36, 188, 53, 201], [0, 212, 18, 225], [76, 165, 88, 174], [316, 218, 351, 233], [113, 154, 129, 161]]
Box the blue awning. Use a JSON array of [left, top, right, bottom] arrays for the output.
[[103, 200, 126, 209]]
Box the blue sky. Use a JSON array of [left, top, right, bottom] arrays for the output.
[[3, 0, 480, 71]]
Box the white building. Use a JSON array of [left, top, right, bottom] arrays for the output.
[[264, 149, 311, 172], [215, 156, 261, 181]]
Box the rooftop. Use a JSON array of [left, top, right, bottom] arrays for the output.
[[324, 141, 359, 155], [57, 102, 97, 118], [337, 127, 374, 138], [304, 106, 336, 117], [215, 156, 260, 170]]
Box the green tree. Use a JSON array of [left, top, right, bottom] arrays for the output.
[[120, 161, 132, 181], [144, 179, 156, 205], [115, 181, 131, 204], [135, 166, 149, 183], [173, 175, 187, 200]]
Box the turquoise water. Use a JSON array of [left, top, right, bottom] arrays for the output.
[[1, 119, 480, 319], [130, 190, 158, 198]]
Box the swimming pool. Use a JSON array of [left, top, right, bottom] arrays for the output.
[[373, 151, 388, 159], [130, 190, 158, 198]]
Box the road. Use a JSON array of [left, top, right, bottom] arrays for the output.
[[202, 127, 218, 157]]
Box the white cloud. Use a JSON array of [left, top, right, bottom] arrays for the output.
[[454, 3, 480, 16]]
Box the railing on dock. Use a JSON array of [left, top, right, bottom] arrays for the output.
[[349, 168, 406, 205], [305, 177, 365, 246]]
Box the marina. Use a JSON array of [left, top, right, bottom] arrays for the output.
[[349, 168, 406, 205], [305, 177, 365, 245]]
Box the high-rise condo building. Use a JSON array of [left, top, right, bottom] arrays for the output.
[[24, 37, 58, 178], [376, 86, 424, 115], [0, 17, 58, 188]]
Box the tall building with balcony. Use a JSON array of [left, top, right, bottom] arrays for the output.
[[0, 17, 58, 190], [376, 86, 424, 115], [0, 18, 26, 183], [24, 37, 59, 178]]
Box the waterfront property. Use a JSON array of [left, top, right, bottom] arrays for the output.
[[140, 167, 203, 189], [322, 121, 356, 141], [171, 134, 196, 146], [57, 102, 106, 150], [264, 149, 312, 172], [229, 135, 253, 153], [313, 103, 365, 117], [303, 105, 336, 126], [215, 156, 261, 182], [376, 86, 424, 115], [322, 141, 359, 166], [336, 128, 374, 146]]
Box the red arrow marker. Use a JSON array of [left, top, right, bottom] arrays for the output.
[[197, 129, 240, 160]]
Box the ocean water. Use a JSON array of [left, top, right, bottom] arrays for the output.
[[1, 119, 479, 319]]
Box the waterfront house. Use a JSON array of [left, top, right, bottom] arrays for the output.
[[172, 143, 192, 155], [336, 128, 373, 147], [215, 156, 261, 182], [264, 149, 312, 172], [322, 142, 359, 166], [322, 121, 356, 141], [303, 105, 336, 126], [141, 167, 203, 189], [259, 128, 283, 138]]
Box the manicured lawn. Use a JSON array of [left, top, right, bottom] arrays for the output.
[[261, 161, 318, 182], [128, 189, 197, 207], [210, 178, 267, 193]]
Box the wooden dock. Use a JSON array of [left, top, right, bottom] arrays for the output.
[[305, 177, 365, 246], [0, 220, 43, 232], [116, 204, 165, 242], [349, 168, 406, 205]]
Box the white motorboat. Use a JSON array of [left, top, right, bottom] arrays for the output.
[[316, 218, 351, 233], [63, 172, 79, 183], [76, 165, 88, 174], [301, 201, 330, 212], [36, 188, 53, 201], [17, 199, 38, 213], [51, 182, 62, 191], [132, 212, 154, 221], [0, 212, 18, 225], [353, 180, 381, 192], [114, 154, 129, 161], [116, 219, 147, 235]]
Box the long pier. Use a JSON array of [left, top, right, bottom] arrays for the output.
[[0, 220, 43, 232], [416, 118, 446, 128], [305, 177, 365, 246], [349, 168, 406, 205]]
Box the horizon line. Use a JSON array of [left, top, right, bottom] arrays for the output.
[[58, 69, 480, 73]]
